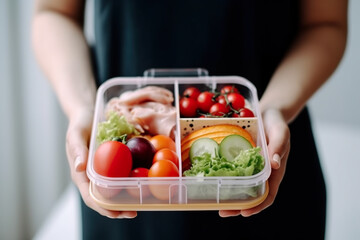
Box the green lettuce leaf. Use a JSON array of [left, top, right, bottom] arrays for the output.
[[184, 147, 265, 200], [183, 147, 264, 177], [96, 111, 139, 144]]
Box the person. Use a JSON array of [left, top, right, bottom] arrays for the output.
[[32, 0, 348, 239]]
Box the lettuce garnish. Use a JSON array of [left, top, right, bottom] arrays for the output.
[[183, 147, 264, 177], [96, 111, 139, 144]]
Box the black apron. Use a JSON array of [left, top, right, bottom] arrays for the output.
[[82, 1, 326, 239]]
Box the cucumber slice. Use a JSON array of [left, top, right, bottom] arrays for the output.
[[189, 138, 219, 162], [219, 134, 253, 161]]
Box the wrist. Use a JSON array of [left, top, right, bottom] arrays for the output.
[[259, 100, 302, 124], [68, 105, 95, 124], [260, 107, 286, 125]]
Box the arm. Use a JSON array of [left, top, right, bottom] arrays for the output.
[[32, 0, 136, 218], [260, 0, 348, 123], [220, 0, 347, 217]]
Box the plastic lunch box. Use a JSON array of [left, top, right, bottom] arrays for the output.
[[87, 69, 271, 211]]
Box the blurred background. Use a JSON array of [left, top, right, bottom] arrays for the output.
[[0, 1, 359, 239]]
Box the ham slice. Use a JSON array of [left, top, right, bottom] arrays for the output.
[[105, 86, 176, 137], [105, 98, 144, 132], [118, 86, 174, 105], [130, 102, 176, 137]]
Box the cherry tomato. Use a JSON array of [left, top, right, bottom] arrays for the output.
[[94, 141, 132, 177], [216, 95, 227, 105], [127, 168, 151, 198], [153, 148, 179, 168], [209, 103, 230, 116], [150, 135, 176, 152], [179, 97, 198, 117], [232, 108, 255, 117], [197, 91, 215, 113], [183, 87, 201, 99], [148, 160, 179, 200], [220, 85, 239, 95], [227, 92, 245, 111], [148, 160, 179, 177], [129, 167, 149, 177]]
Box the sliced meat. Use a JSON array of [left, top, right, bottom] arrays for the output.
[[105, 98, 145, 133], [118, 86, 174, 105], [105, 86, 176, 137], [130, 102, 176, 137], [106, 99, 176, 136]]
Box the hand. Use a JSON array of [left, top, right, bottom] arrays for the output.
[[66, 108, 137, 219], [219, 108, 290, 217]]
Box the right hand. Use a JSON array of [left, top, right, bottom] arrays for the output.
[[219, 108, 290, 218], [65, 108, 137, 219]]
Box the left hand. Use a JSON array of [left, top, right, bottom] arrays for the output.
[[66, 108, 137, 219], [219, 108, 290, 217]]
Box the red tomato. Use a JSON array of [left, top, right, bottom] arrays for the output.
[[94, 141, 132, 177], [227, 92, 245, 111], [197, 91, 215, 113], [148, 160, 179, 200], [209, 103, 230, 116], [127, 168, 151, 198], [220, 85, 239, 95], [183, 87, 201, 99], [129, 167, 149, 177], [179, 97, 198, 117], [150, 135, 176, 152], [232, 108, 255, 117], [216, 95, 227, 105], [153, 148, 179, 168]]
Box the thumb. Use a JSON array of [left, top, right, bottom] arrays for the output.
[[66, 124, 90, 172], [262, 109, 290, 169]]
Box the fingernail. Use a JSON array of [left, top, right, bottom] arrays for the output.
[[74, 156, 83, 171], [273, 153, 281, 167], [117, 215, 132, 219]]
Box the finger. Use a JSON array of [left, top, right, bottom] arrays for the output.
[[75, 167, 137, 219], [117, 211, 138, 219], [268, 132, 290, 170], [66, 124, 90, 172], [262, 110, 290, 169], [240, 147, 290, 217], [218, 210, 241, 218]]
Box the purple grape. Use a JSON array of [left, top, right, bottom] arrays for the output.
[[126, 137, 156, 169]]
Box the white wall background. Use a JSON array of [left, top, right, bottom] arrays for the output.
[[0, 0, 359, 240], [0, 1, 70, 239], [308, 1, 360, 238]]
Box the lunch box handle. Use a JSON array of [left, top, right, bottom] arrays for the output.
[[143, 68, 209, 78]]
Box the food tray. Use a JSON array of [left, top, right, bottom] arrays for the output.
[[87, 69, 271, 211]]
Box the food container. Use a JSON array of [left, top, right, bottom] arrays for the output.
[[87, 69, 271, 211]]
